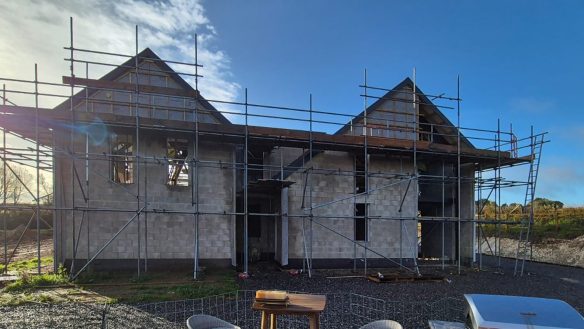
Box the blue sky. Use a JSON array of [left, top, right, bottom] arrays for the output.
[[202, 1, 584, 205], [0, 1, 583, 205]]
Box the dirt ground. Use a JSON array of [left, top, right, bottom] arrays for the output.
[[0, 233, 53, 273], [481, 235, 584, 267]]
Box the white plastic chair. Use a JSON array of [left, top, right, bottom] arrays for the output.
[[359, 320, 404, 329], [186, 314, 241, 329]]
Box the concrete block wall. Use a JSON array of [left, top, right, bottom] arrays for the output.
[[346, 91, 416, 140], [264, 147, 305, 179], [459, 164, 476, 264], [366, 156, 417, 259], [87, 60, 216, 123], [286, 150, 355, 259], [285, 150, 417, 260], [55, 128, 234, 262]]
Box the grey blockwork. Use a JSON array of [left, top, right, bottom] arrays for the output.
[[54, 129, 236, 267], [285, 150, 417, 260]]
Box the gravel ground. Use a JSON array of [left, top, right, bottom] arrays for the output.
[[0, 259, 582, 328], [239, 258, 584, 318], [243, 260, 583, 303], [0, 303, 181, 329]]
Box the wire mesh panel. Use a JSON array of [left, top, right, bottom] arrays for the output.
[[349, 293, 387, 328], [386, 300, 432, 329], [135, 293, 467, 329], [0, 291, 466, 328], [428, 297, 466, 323], [139, 291, 464, 329], [135, 291, 245, 327]]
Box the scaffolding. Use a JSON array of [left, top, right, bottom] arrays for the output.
[[0, 19, 547, 280]]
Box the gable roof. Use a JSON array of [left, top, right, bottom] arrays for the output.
[[54, 48, 230, 125], [335, 77, 473, 148], [277, 77, 474, 180]]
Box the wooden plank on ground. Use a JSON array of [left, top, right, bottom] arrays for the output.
[[367, 274, 445, 283]]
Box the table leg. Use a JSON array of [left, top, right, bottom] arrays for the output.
[[309, 314, 320, 329], [270, 313, 277, 329], [260, 311, 268, 329]]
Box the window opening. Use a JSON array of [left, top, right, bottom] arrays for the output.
[[355, 155, 366, 194], [354, 203, 368, 241], [167, 138, 189, 186], [111, 134, 134, 184]]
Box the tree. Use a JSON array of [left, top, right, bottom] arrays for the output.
[[40, 173, 53, 205], [0, 164, 34, 204], [532, 197, 563, 210], [476, 199, 497, 219]]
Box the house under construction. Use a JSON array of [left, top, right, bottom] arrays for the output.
[[0, 21, 546, 280]]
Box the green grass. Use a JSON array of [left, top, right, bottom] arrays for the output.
[[3, 268, 70, 293], [74, 271, 116, 284], [483, 219, 584, 241], [1, 266, 238, 305], [116, 270, 238, 303], [74, 268, 238, 304], [0, 292, 62, 306], [124, 272, 238, 303], [0, 256, 53, 273]]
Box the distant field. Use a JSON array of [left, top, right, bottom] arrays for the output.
[[478, 203, 584, 242], [482, 219, 584, 241]]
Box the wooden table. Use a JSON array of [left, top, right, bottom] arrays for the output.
[[252, 293, 327, 329]]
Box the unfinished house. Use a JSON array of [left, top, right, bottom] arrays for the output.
[[0, 26, 545, 279]]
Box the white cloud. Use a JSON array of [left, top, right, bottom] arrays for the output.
[[509, 97, 555, 114], [537, 162, 584, 207], [554, 125, 584, 141], [0, 0, 239, 110]]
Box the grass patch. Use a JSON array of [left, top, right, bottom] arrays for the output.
[[3, 268, 70, 293], [0, 287, 113, 306], [483, 219, 584, 242], [77, 269, 238, 304], [74, 271, 116, 284], [1, 267, 237, 305], [123, 271, 238, 303], [0, 256, 53, 273]]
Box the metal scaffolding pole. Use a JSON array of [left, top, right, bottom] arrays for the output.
[[399, 158, 403, 267], [306, 93, 314, 277], [363, 69, 369, 276], [68, 17, 77, 279], [144, 153, 148, 273], [243, 88, 249, 274], [85, 62, 90, 265], [2, 84, 6, 275], [52, 131, 57, 273], [456, 75, 461, 274], [309, 94, 313, 275], [35, 64, 41, 274], [496, 119, 502, 270], [412, 69, 420, 275], [134, 25, 142, 278], [441, 160, 445, 270], [477, 168, 483, 270], [193, 34, 200, 279]]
